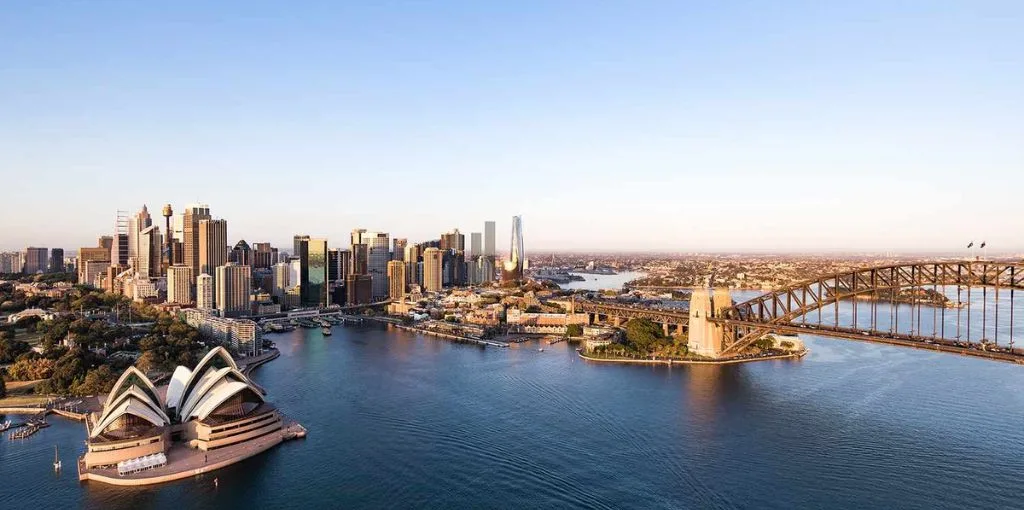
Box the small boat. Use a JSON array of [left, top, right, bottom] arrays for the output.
[[54, 445, 61, 471], [322, 327, 332, 336], [0, 420, 11, 432], [538, 348, 545, 352]]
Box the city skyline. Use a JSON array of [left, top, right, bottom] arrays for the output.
[[2, 3, 1022, 253]]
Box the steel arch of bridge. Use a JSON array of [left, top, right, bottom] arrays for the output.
[[714, 260, 1024, 358]]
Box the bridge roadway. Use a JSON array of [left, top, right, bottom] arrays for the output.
[[577, 260, 1024, 363]]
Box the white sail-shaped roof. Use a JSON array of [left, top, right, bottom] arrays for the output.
[[178, 367, 252, 421], [165, 365, 193, 410], [174, 347, 237, 420], [188, 380, 264, 421], [90, 398, 169, 438], [103, 366, 160, 410], [95, 385, 169, 429]]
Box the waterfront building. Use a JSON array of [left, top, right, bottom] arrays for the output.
[[166, 265, 194, 305], [387, 260, 406, 300], [346, 273, 373, 305], [24, 247, 48, 274], [198, 219, 228, 276], [296, 238, 328, 307], [183, 310, 262, 357], [363, 232, 390, 300], [182, 204, 212, 277], [49, 248, 65, 273], [216, 262, 251, 318], [196, 273, 214, 311], [423, 247, 443, 293], [82, 347, 278, 472]]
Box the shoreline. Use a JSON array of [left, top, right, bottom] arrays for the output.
[[577, 350, 808, 366]]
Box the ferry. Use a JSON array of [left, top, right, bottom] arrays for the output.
[[322, 327, 332, 336]]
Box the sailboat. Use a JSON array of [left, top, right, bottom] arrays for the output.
[[54, 445, 61, 471]]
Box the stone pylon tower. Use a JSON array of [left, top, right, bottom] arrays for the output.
[[688, 288, 731, 357]]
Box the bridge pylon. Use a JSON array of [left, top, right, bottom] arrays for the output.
[[689, 288, 731, 357]]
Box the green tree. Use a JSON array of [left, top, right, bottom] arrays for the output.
[[0, 376, 6, 398], [0, 338, 31, 363], [73, 365, 117, 396], [566, 324, 583, 337], [624, 318, 663, 352]]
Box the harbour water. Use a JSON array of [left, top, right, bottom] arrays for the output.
[[558, 271, 645, 292], [4, 317, 1024, 509]]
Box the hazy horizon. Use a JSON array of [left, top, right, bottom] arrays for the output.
[[2, 2, 1022, 253]]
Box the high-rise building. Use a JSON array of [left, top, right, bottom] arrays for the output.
[[0, 252, 25, 274], [83, 260, 110, 288], [503, 215, 525, 282], [328, 248, 342, 283], [49, 248, 65, 273], [478, 255, 495, 284], [350, 244, 368, 275], [183, 204, 211, 277], [403, 244, 420, 287], [198, 218, 228, 276], [272, 262, 290, 301], [296, 238, 328, 307], [230, 240, 252, 266], [484, 221, 496, 257], [196, 273, 214, 311], [167, 265, 194, 304], [423, 247, 443, 292], [127, 205, 152, 271], [293, 235, 310, 260], [253, 242, 277, 269], [111, 210, 130, 268], [137, 226, 162, 277], [345, 274, 373, 305], [470, 232, 482, 258], [364, 232, 390, 300], [24, 247, 48, 274], [216, 262, 251, 318], [392, 238, 407, 261], [387, 260, 406, 300], [440, 229, 465, 252]]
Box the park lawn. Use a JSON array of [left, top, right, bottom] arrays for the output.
[[13, 329, 44, 346], [0, 379, 48, 407]]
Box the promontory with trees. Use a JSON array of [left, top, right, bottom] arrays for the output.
[[0, 274, 205, 403]]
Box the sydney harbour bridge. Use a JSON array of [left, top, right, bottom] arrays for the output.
[[577, 260, 1024, 364]]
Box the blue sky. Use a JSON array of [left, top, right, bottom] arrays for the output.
[[1, 1, 1022, 253]]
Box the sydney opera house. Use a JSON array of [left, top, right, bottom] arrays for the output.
[[80, 347, 293, 484]]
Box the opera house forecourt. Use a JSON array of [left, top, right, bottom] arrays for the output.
[[79, 347, 305, 486]]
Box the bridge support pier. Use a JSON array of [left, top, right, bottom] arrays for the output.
[[689, 288, 729, 357], [613, 316, 622, 327], [662, 322, 669, 337]]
